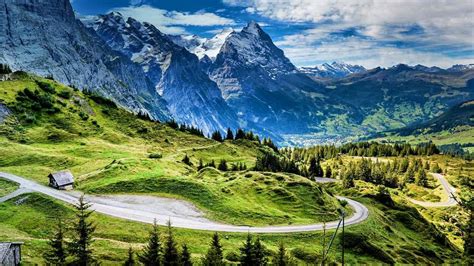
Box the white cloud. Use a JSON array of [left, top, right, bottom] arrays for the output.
[[110, 5, 236, 34], [224, 0, 474, 67]]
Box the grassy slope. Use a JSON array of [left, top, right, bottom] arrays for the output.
[[0, 179, 18, 197], [0, 73, 342, 226], [0, 73, 466, 263], [0, 192, 461, 265]]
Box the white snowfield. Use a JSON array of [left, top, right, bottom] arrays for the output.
[[409, 173, 458, 208], [0, 172, 368, 233]]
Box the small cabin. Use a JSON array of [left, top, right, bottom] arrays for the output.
[[0, 242, 23, 266], [49, 170, 74, 190]]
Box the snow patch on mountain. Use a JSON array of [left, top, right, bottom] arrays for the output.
[[87, 12, 239, 134], [170, 28, 234, 60], [299, 62, 366, 79]]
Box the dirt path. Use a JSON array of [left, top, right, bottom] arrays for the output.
[[0, 171, 369, 233]]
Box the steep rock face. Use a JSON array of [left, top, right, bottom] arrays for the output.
[[0, 0, 169, 120], [209, 22, 345, 134], [89, 13, 238, 133]]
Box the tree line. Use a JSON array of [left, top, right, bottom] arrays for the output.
[[44, 197, 294, 265], [280, 141, 440, 164]]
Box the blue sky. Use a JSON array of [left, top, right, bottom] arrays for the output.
[[72, 0, 474, 68]]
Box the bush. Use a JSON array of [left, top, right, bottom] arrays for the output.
[[36, 81, 56, 94], [149, 153, 163, 159], [58, 90, 72, 99], [290, 248, 318, 263]]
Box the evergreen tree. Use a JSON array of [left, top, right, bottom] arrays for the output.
[[202, 232, 224, 266], [342, 167, 355, 188], [44, 219, 67, 265], [235, 129, 246, 140], [253, 237, 268, 266], [273, 242, 291, 266], [415, 169, 428, 187], [124, 247, 136, 266], [226, 128, 234, 140], [197, 159, 204, 171], [163, 221, 179, 266], [69, 195, 96, 266], [211, 131, 223, 142], [218, 159, 228, 171], [182, 154, 193, 166], [325, 166, 332, 178], [180, 244, 192, 266], [139, 219, 162, 266], [239, 234, 255, 266]]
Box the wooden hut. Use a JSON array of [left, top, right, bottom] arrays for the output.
[[49, 170, 74, 190]]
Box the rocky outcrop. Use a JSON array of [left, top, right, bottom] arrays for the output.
[[88, 13, 239, 134], [0, 0, 169, 120]]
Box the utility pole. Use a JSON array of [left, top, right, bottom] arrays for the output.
[[322, 221, 326, 265], [342, 210, 345, 266]]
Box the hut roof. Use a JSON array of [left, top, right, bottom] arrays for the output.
[[0, 243, 10, 261], [49, 170, 74, 186], [0, 242, 23, 261]]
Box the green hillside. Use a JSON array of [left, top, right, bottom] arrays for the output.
[[0, 72, 469, 264], [0, 72, 342, 226]]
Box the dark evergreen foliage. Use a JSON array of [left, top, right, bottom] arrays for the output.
[[139, 219, 162, 266], [202, 232, 224, 266], [69, 195, 96, 265], [44, 219, 67, 265], [180, 244, 192, 266], [211, 131, 223, 142], [226, 128, 234, 140], [124, 247, 136, 266], [163, 221, 179, 266]]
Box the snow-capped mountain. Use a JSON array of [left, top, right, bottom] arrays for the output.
[[299, 62, 366, 79], [208, 21, 346, 134], [170, 28, 234, 60], [87, 12, 239, 134], [0, 0, 169, 120]]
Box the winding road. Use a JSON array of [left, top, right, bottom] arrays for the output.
[[408, 173, 457, 208], [0, 171, 369, 233]]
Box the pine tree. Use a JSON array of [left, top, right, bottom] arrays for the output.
[[239, 234, 255, 266], [182, 154, 193, 166], [415, 169, 428, 187], [163, 221, 179, 266], [139, 219, 162, 266], [44, 219, 67, 265], [202, 232, 224, 266], [235, 129, 246, 140], [218, 159, 228, 171], [325, 166, 332, 178], [180, 244, 192, 266], [253, 237, 268, 266], [341, 167, 355, 188], [211, 131, 223, 142], [124, 247, 135, 266], [69, 195, 96, 266], [273, 242, 290, 266], [226, 128, 234, 140], [197, 159, 204, 171]]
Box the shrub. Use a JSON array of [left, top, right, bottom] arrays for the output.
[[290, 247, 318, 263], [36, 81, 56, 94], [58, 90, 72, 99], [149, 153, 163, 159]]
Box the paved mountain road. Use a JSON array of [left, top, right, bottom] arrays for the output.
[[0, 171, 369, 233], [408, 173, 457, 208]]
